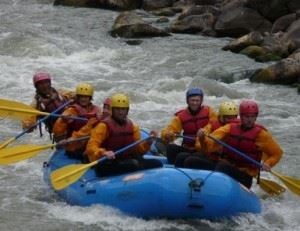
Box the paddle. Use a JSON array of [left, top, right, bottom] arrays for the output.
[[0, 100, 72, 149], [0, 136, 90, 165], [50, 136, 151, 191], [205, 134, 300, 196], [176, 134, 287, 196], [259, 178, 286, 196], [0, 98, 87, 121]]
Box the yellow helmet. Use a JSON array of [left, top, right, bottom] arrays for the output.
[[111, 93, 130, 108], [76, 83, 94, 97], [219, 101, 238, 118]]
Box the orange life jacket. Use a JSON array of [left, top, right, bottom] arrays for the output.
[[102, 117, 135, 158], [68, 103, 100, 135], [223, 123, 266, 168], [176, 106, 210, 148]]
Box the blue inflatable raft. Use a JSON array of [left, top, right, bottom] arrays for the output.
[[43, 149, 261, 219]]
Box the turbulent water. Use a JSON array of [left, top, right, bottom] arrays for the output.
[[0, 0, 299, 230]]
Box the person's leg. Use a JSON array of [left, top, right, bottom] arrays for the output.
[[215, 161, 253, 188], [96, 159, 139, 177], [166, 144, 189, 164], [183, 155, 216, 170], [174, 152, 191, 167], [139, 158, 163, 170], [95, 160, 118, 177]]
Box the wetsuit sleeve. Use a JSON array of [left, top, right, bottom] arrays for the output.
[[195, 123, 212, 152], [201, 124, 231, 154], [85, 122, 108, 162], [132, 124, 151, 155], [160, 116, 182, 143], [52, 107, 78, 141], [256, 129, 283, 167]]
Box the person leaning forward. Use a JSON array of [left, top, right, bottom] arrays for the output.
[[160, 87, 217, 165], [196, 100, 283, 189], [21, 72, 75, 135], [85, 93, 162, 177], [53, 83, 101, 160]]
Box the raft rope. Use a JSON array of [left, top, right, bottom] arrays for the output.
[[173, 167, 218, 198]]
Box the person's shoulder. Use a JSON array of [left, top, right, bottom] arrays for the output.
[[57, 88, 76, 99]]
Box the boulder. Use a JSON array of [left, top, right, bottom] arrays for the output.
[[214, 7, 272, 37], [178, 5, 221, 20], [250, 58, 300, 84], [282, 18, 300, 51], [287, 0, 300, 13], [240, 45, 268, 59], [54, 0, 97, 7], [171, 13, 216, 34], [222, 31, 263, 53], [110, 11, 171, 38], [245, 0, 289, 22], [271, 13, 297, 33], [142, 0, 174, 11]]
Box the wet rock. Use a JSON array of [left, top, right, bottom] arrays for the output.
[[54, 0, 97, 7], [240, 45, 268, 59], [107, 0, 142, 10], [142, 0, 174, 11], [245, 0, 289, 22], [272, 14, 297, 33], [287, 0, 300, 13], [259, 32, 290, 58], [214, 7, 272, 37], [222, 31, 264, 53], [282, 18, 300, 51], [186, 0, 220, 5], [171, 13, 215, 34], [288, 49, 300, 61], [178, 5, 221, 20], [110, 11, 171, 38], [250, 58, 300, 84], [124, 39, 143, 45], [54, 0, 142, 10], [152, 8, 176, 17], [156, 17, 170, 23]]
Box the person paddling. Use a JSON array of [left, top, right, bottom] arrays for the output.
[[85, 93, 162, 177], [22, 72, 74, 136], [196, 100, 283, 189], [178, 101, 239, 168], [57, 97, 112, 160], [53, 83, 101, 160], [160, 87, 217, 164]]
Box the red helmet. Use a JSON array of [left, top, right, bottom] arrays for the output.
[[33, 72, 51, 87], [103, 97, 112, 106], [239, 100, 259, 115]]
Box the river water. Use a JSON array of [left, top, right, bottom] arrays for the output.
[[0, 0, 299, 230]]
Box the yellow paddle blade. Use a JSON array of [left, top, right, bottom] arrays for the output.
[[271, 171, 300, 196], [0, 105, 48, 120], [50, 162, 96, 191], [0, 137, 16, 149], [259, 178, 286, 196], [0, 98, 37, 110], [0, 143, 54, 164]]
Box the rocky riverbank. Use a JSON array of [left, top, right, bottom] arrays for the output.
[[54, 0, 300, 93]]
